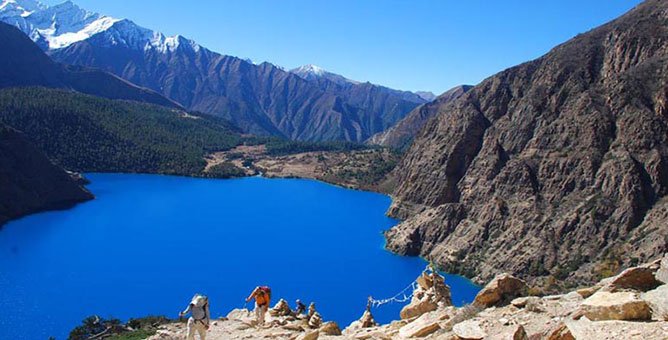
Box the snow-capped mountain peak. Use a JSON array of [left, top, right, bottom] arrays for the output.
[[295, 64, 326, 76], [0, 0, 201, 53], [290, 64, 360, 86], [0, 0, 45, 17]]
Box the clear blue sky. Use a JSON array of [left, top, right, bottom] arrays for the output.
[[45, 0, 642, 94]]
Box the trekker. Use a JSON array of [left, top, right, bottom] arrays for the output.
[[294, 299, 306, 315], [180, 294, 210, 340], [246, 286, 271, 325]]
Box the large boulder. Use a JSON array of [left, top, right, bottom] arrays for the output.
[[452, 319, 487, 340], [473, 273, 527, 307], [563, 317, 668, 339], [657, 254, 668, 284], [400, 269, 452, 319], [397, 310, 446, 338], [580, 291, 651, 321], [641, 284, 668, 321], [603, 267, 661, 292], [319, 321, 341, 335]]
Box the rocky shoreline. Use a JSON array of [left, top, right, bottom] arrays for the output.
[[204, 145, 399, 193]]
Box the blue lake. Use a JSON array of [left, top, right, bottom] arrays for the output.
[[0, 174, 480, 339]]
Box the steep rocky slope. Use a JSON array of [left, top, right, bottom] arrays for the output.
[[0, 21, 177, 108], [386, 0, 668, 288], [367, 85, 472, 149], [0, 124, 92, 225]]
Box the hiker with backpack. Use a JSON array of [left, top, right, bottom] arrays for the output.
[[246, 286, 271, 326], [180, 294, 210, 340]]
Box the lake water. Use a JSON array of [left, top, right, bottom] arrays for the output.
[[0, 174, 480, 339]]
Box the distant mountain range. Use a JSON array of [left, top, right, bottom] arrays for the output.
[[0, 20, 177, 107], [0, 0, 429, 142]]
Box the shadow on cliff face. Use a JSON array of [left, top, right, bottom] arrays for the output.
[[385, 0, 668, 290]]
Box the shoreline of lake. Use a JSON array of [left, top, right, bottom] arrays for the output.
[[0, 174, 480, 339]]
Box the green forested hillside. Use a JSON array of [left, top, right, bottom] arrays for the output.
[[0, 87, 241, 175]]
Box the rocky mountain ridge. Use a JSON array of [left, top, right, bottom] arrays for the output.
[[0, 21, 177, 107], [384, 0, 668, 288], [0, 0, 430, 142]]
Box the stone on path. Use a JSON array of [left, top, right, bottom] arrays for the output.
[[580, 291, 651, 321], [452, 319, 487, 340], [398, 310, 446, 338], [473, 273, 528, 308], [319, 321, 341, 335], [604, 266, 661, 292]]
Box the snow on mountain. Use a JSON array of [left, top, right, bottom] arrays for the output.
[[0, 0, 200, 53], [290, 64, 360, 86], [291, 64, 431, 105], [0, 0, 45, 17], [294, 64, 326, 76]]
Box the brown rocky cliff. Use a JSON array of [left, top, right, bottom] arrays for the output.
[[0, 124, 93, 225], [386, 0, 668, 287], [366, 85, 472, 149]]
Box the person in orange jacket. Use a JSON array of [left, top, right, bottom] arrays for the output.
[[246, 286, 271, 326]]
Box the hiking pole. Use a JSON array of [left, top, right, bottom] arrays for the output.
[[243, 300, 252, 317]]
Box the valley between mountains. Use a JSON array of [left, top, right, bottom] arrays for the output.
[[1, 0, 668, 338]]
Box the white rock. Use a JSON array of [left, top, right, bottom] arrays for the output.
[[641, 284, 668, 321], [452, 319, 487, 340]]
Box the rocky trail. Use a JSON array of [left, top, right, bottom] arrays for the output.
[[147, 254, 668, 339]]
